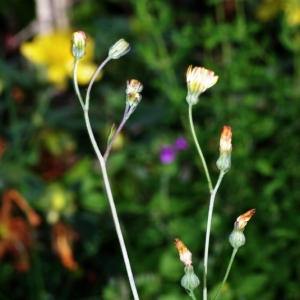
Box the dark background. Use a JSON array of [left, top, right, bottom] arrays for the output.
[[0, 0, 299, 299]]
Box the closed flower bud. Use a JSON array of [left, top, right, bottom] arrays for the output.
[[108, 39, 130, 59], [229, 229, 246, 249], [216, 126, 232, 172], [126, 79, 143, 94], [181, 265, 200, 291], [186, 65, 218, 106], [71, 31, 87, 60], [229, 209, 255, 249]]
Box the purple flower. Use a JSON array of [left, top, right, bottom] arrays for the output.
[[174, 137, 189, 150], [160, 145, 176, 164]]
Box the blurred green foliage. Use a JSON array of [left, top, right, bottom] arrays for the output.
[[1, 0, 300, 299]]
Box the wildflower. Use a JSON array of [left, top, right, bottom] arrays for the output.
[[216, 126, 232, 173], [52, 222, 79, 270], [256, 0, 282, 22], [284, 0, 300, 26], [71, 30, 87, 60], [108, 39, 131, 59], [186, 65, 218, 105], [39, 183, 76, 224], [219, 126, 232, 152], [235, 208, 256, 230], [229, 209, 255, 249], [256, 0, 300, 26], [174, 238, 192, 266], [0, 190, 40, 272], [174, 239, 200, 292], [159, 137, 189, 164], [174, 137, 189, 150], [160, 145, 177, 164], [20, 30, 100, 89], [126, 79, 143, 94]]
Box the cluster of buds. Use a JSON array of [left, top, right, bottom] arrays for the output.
[[72, 32, 131, 62], [216, 126, 232, 173], [229, 209, 256, 249], [174, 238, 200, 292], [125, 79, 143, 113], [186, 65, 218, 106]]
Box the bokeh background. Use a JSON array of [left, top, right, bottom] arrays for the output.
[[0, 0, 300, 299]]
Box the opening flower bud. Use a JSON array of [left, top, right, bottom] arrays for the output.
[[216, 126, 232, 173], [126, 79, 143, 94], [108, 39, 130, 59], [229, 209, 255, 249], [71, 31, 87, 60], [174, 238, 192, 266], [186, 65, 218, 106]]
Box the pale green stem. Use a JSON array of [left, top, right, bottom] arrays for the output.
[[103, 115, 127, 162], [72, 59, 85, 109], [203, 171, 225, 300], [85, 56, 111, 110], [188, 104, 213, 193], [188, 290, 197, 300], [73, 59, 139, 300], [213, 248, 238, 300], [103, 105, 135, 162], [83, 110, 140, 300]]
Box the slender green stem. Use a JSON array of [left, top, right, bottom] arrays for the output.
[[73, 58, 139, 300], [213, 248, 238, 300], [188, 104, 213, 193], [72, 59, 85, 109], [203, 171, 225, 300], [103, 116, 127, 162], [103, 105, 136, 162], [188, 290, 197, 300], [85, 56, 111, 110], [83, 111, 139, 300]]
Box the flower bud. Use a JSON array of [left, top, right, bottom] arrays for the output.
[[229, 229, 246, 249], [126, 79, 143, 94], [186, 65, 218, 106], [229, 209, 255, 249], [216, 126, 232, 172], [181, 265, 200, 291], [108, 39, 130, 59], [71, 31, 87, 60], [126, 92, 142, 107], [174, 238, 192, 266]]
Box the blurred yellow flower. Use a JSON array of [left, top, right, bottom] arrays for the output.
[[256, 0, 282, 22], [256, 0, 300, 27], [20, 30, 101, 89], [284, 0, 300, 26]]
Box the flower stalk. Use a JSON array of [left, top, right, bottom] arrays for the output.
[[103, 79, 143, 161], [188, 104, 213, 193], [214, 209, 255, 300], [174, 239, 200, 299], [72, 33, 139, 300], [186, 65, 218, 193], [203, 171, 225, 300]]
